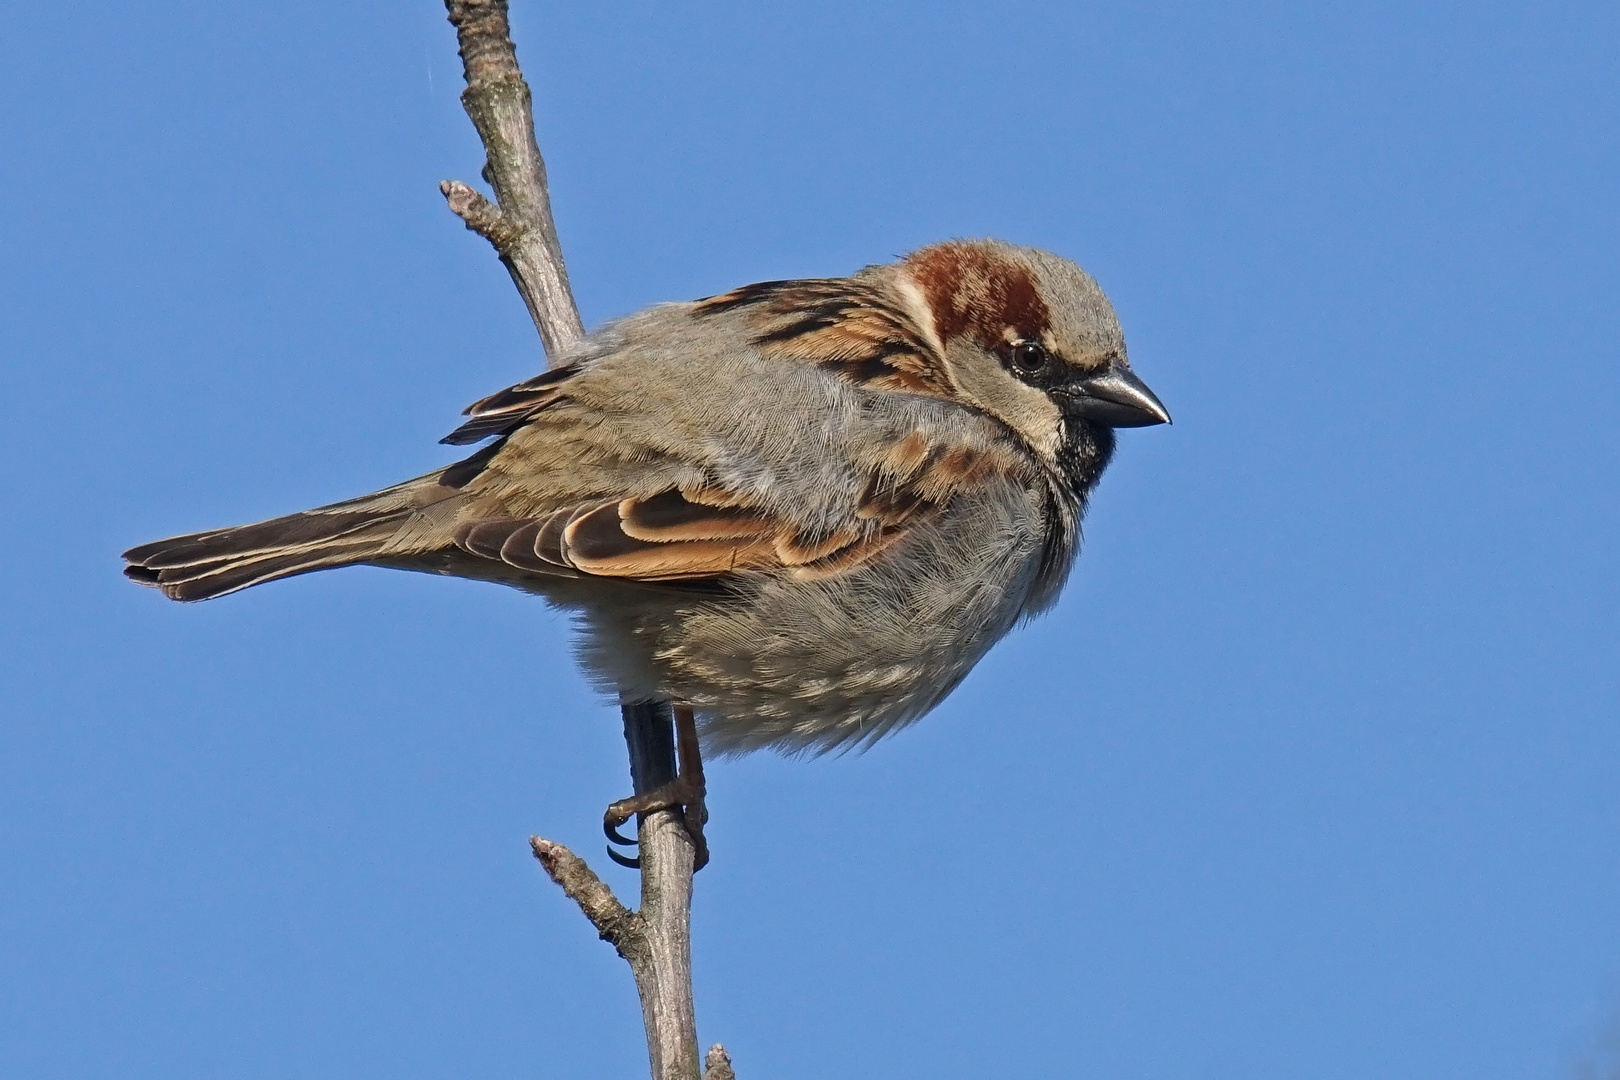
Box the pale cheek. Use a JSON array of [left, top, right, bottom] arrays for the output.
[[1020, 406, 1064, 461], [941, 340, 1064, 461], [891, 272, 947, 359]]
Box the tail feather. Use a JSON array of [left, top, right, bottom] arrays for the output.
[[124, 486, 433, 602]]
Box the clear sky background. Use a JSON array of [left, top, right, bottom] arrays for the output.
[[3, 2, 1616, 1077]]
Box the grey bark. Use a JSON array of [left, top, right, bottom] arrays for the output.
[[443, 0, 584, 362], [619, 702, 705, 1079], [439, 3, 726, 1078]]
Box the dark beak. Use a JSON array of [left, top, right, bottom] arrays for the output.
[[1062, 365, 1171, 428]]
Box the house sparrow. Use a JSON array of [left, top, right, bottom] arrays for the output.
[[125, 239, 1168, 764]]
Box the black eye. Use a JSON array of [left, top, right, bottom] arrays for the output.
[[1008, 340, 1050, 377]]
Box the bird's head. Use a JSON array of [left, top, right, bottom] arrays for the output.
[[901, 239, 1169, 489]]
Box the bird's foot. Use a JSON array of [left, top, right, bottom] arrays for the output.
[[603, 776, 708, 869], [604, 704, 709, 871]]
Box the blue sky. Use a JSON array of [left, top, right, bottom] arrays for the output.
[[3, 2, 1616, 1077]]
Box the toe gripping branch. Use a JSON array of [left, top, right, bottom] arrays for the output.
[[605, 702, 710, 871]]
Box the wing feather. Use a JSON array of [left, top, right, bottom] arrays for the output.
[[694, 277, 951, 397], [443, 441, 1016, 587], [430, 282, 1030, 588], [441, 365, 578, 445]]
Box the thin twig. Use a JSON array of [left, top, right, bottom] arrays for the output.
[[529, 837, 645, 962], [443, 0, 584, 362]]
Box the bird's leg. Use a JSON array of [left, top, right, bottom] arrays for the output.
[[673, 704, 710, 870], [603, 704, 710, 871]]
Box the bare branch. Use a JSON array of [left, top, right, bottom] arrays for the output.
[[529, 837, 646, 961], [622, 702, 705, 1080], [442, 6, 722, 1077], [636, 809, 701, 1079], [531, 831, 709, 1079], [443, 0, 584, 362]]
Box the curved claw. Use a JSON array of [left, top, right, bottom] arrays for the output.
[[605, 845, 641, 869], [604, 817, 639, 848]]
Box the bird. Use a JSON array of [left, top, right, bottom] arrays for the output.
[[124, 238, 1168, 858]]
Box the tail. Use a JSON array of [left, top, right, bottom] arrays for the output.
[[123, 478, 447, 602]]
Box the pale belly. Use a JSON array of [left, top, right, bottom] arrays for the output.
[[566, 481, 1058, 756]]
